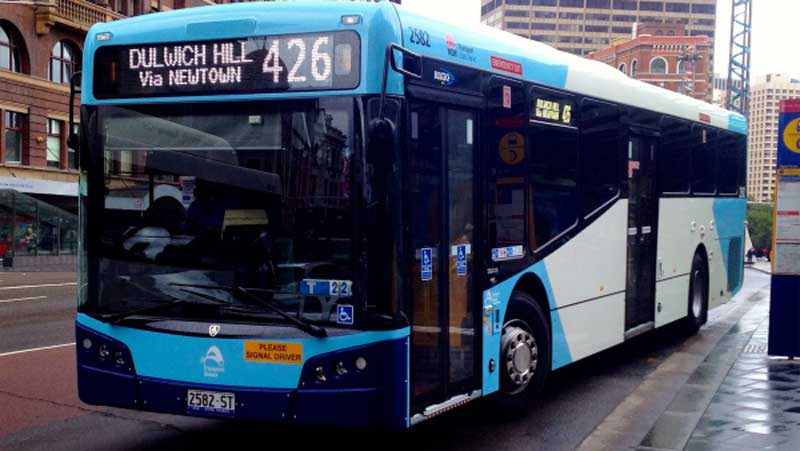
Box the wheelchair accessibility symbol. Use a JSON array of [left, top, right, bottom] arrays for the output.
[[337, 304, 354, 325]]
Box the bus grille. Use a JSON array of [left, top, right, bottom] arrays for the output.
[[727, 237, 743, 292]]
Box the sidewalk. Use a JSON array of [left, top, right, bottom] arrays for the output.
[[635, 269, 800, 451]]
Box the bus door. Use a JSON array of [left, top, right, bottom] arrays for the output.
[[625, 133, 660, 336], [406, 99, 481, 416]]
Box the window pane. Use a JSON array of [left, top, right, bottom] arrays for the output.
[[580, 100, 620, 216], [692, 127, 717, 194], [660, 118, 691, 193], [47, 136, 61, 168], [50, 59, 61, 83], [530, 126, 578, 249], [0, 45, 9, 71], [717, 132, 739, 195]]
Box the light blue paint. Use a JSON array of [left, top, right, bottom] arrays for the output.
[[77, 313, 409, 389], [395, 9, 569, 90], [81, 1, 404, 104], [728, 114, 748, 135], [712, 198, 747, 294], [481, 261, 572, 396]]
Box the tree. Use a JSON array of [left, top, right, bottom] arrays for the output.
[[747, 203, 773, 252]]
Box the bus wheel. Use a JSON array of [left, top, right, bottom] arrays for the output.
[[686, 253, 708, 334], [496, 291, 550, 410]]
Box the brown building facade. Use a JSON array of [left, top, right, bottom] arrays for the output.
[[585, 23, 713, 102]]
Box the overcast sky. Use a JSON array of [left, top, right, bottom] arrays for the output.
[[402, 0, 800, 80]]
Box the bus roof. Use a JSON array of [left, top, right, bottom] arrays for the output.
[[83, 1, 745, 134]]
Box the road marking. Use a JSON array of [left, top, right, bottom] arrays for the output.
[[0, 295, 47, 304], [0, 342, 75, 358], [0, 282, 76, 291]]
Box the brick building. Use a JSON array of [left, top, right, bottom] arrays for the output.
[[585, 23, 712, 102]]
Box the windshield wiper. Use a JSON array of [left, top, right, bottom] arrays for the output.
[[99, 278, 229, 325], [169, 283, 328, 338]]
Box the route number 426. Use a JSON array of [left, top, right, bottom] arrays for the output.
[[262, 37, 332, 83]]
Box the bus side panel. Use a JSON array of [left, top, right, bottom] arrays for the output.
[[481, 201, 627, 395], [543, 201, 628, 362], [654, 197, 746, 328], [654, 197, 703, 327]]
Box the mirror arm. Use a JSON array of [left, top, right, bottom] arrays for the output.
[[378, 43, 421, 121]]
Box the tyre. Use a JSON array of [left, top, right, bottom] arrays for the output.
[[492, 291, 551, 412], [686, 252, 708, 334]]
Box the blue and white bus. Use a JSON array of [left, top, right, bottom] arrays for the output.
[[73, 1, 747, 429]]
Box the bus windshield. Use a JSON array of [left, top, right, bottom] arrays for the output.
[[85, 97, 358, 327]]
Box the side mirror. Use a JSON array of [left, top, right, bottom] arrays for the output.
[[377, 44, 421, 121], [68, 72, 82, 165]]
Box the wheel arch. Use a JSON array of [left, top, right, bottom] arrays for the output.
[[510, 273, 552, 335]]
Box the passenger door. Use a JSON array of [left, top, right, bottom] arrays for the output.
[[407, 100, 480, 415], [625, 134, 659, 335]]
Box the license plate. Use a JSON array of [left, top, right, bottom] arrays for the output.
[[187, 389, 235, 415]]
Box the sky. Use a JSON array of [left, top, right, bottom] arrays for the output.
[[402, 0, 800, 80]]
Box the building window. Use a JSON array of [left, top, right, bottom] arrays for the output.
[[639, 1, 664, 12], [47, 119, 62, 169], [612, 0, 637, 10], [631, 59, 638, 76], [619, 63, 627, 74], [49, 40, 80, 84], [650, 57, 668, 74], [0, 24, 21, 73], [4, 111, 23, 163]]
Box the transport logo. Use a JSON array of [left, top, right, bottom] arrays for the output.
[[433, 68, 455, 86], [201, 346, 225, 378], [209, 324, 221, 337], [783, 118, 800, 154]]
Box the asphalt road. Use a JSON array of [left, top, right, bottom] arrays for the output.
[[0, 270, 771, 451]]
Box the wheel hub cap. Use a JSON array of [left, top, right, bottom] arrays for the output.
[[692, 269, 703, 318], [502, 325, 538, 392]]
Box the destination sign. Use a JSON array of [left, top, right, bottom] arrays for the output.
[[532, 95, 574, 126], [93, 31, 360, 99]]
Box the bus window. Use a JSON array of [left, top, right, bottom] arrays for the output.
[[737, 134, 747, 195], [717, 132, 739, 195], [659, 118, 692, 194], [579, 99, 621, 217], [529, 125, 579, 249], [692, 126, 717, 195], [487, 80, 527, 254]]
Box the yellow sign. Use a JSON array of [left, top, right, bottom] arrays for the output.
[[499, 132, 525, 165], [783, 118, 800, 154], [244, 341, 303, 364], [533, 98, 573, 125]]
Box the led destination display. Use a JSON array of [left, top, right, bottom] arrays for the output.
[[93, 31, 360, 99]]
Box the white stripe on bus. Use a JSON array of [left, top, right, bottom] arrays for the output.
[[0, 295, 47, 304], [0, 282, 77, 291]]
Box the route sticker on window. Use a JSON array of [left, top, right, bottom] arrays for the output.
[[300, 279, 352, 297], [244, 341, 303, 364], [491, 245, 524, 262]]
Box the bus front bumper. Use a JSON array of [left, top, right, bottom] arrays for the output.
[[76, 322, 409, 429]]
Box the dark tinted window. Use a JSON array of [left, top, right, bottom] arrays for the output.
[[613, 0, 637, 10], [487, 81, 528, 251], [692, 127, 717, 194], [580, 99, 620, 217], [737, 134, 747, 194], [659, 118, 691, 194], [560, 0, 584, 6], [691, 4, 715, 14], [717, 132, 739, 195], [529, 88, 579, 249], [533, 0, 557, 5], [639, 1, 663, 11], [666, 2, 689, 12]]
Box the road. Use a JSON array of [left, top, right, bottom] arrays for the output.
[[0, 269, 771, 451]]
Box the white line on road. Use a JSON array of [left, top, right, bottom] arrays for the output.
[[0, 342, 75, 358], [0, 295, 47, 304], [0, 282, 77, 291]]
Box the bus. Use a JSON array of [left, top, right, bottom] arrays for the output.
[[73, 1, 747, 429]]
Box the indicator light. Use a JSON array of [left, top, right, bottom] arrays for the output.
[[355, 357, 368, 371], [341, 15, 362, 25], [96, 32, 112, 42], [114, 351, 126, 366], [99, 344, 110, 359], [82, 338, 93, 350], [315, 366, 327, 382], [335, 361, 348, 376]]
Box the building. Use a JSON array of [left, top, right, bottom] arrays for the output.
[[481, 0, 717, 57], [748, 74, 800, 203], [585, 23, 712, 102]]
